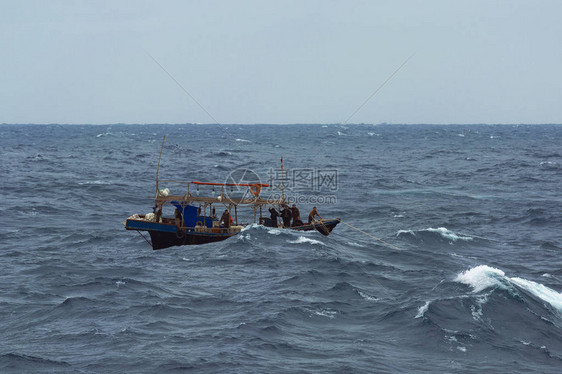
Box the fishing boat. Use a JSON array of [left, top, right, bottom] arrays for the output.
[[124, 138, 340, 250]]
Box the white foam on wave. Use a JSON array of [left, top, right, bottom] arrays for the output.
[[397, 227, 472, 241], [235, 138, 250, 142], [358, 290, 378, 301], [241, 223, 260, 232], [312, 308, 337, 319], [510, 277, 562, 312], [426, 227, 473, 241], [78, 180, 110, 185], [454, 265, 505, 293], [415, 301, 430, 318], [397, 229, 414, 236], [454, 265, 562, 312], [288, 236, 323, 245], [241, 224, 283, 236], [346, 240, 364, 248]]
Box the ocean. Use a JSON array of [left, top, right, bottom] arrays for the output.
[[1, 124, 561, 373]]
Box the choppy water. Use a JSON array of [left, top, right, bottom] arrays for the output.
[[1, 124, 561, 373]]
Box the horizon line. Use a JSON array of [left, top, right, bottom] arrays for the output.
[[2, 122, 562, 126]]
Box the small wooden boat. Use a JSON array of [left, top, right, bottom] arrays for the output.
[[124, 138, 340, 250], [125, 209, 340, 250]]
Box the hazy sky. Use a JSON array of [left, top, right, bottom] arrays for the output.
[[1, 0, 561, 124]]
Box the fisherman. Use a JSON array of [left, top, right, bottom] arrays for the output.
[[281, 204, 292, 227], [308, 206, 322, 224], [155, 206, 163, 223], [174, 208, 182, 227], [269, 207, 279, 228], [291, 204, 302, 227], [220, 209, 231, 228]]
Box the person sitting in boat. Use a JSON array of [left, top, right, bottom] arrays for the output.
[[308, 206, 323, 224], [220, 209, 231, 228], [281, 205, 292, 227], [269, 207, 279, 227], [291, 204, 302, 227]]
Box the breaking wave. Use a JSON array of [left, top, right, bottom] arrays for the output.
[[454, 265, 562, 312], [397, 227, 473, 242]]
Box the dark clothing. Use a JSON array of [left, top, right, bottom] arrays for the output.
[[220, 211, 231, 228], [269, 208, 279, 228], [291, 207, 300, 227], [281, 207, 292, 227], [175, 208, 182, 227]]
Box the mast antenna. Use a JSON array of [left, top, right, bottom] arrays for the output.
[[155, 135, 166, 197]]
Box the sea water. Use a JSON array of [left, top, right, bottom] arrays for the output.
[[1, 124, 561, 373]]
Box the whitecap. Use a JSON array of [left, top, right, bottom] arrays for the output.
[[454, 265, 505, 293], [358, 290, 378, 301], [415, 301, 430, 318], [241, 223, 260, 232], [267, 229, 282, 236], [78, 180, 110, 185], [346, 241, 364, 248], [426, 227, 473, 241], [397, 229, 414, 236], [454, 265, 562, 312], [288, 236, 323, 245], [510, 277, 562, 312], [313, 308, 337, 319], [457, 346, 467, 352], [235, 138, 250, 142]]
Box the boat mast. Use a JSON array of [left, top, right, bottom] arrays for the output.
[[280, 156, 285, 203], [155, 135, 166, 198]]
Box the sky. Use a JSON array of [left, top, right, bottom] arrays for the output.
[[1, 0, 561, 125]]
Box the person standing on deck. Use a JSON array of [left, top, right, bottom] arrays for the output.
[[175, 208, 183, 227], [291, 204, 301, 227], [269, 207, 279, 227], [281, 205, 292, 227], [308, 206, 322, 224]]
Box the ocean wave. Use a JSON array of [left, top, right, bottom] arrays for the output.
[[288, 236, 324, 245], [0, 353, 71, 370], [397, 227, 473, 242], [415, 301, 430, 318], [454, 265, 562, 312]]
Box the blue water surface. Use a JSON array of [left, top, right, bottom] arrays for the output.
[[1, 124, 561, 373]]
